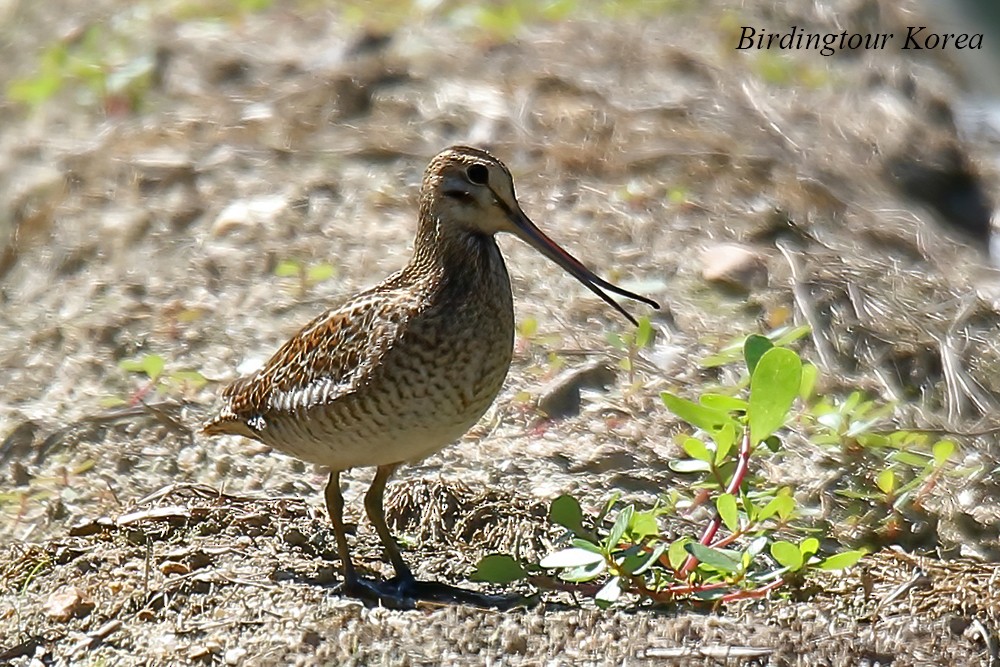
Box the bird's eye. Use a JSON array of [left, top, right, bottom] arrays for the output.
[[466, 164, 489, 185]]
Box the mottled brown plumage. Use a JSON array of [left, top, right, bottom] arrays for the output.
[[203, 146, 658, 606]]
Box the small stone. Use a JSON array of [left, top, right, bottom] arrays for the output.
[[188, 640, 222, 661], [224, 647, 247, 665], [211, 195, 290, 236], [700, 243, 766, 291], [283, 527, 309, 548], [537, 361, 616, 419], [44, 586, 94, 621], [160, 560, 191, 576]]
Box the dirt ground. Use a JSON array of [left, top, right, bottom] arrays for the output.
[[4, 0, 1000, 665]]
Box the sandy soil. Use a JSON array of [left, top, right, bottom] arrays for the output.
[[3, 0, 1000, 665]]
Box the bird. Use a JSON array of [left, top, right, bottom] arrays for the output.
[[203, 145, 659, 607]]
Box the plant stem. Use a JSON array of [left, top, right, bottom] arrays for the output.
[[679, 430, 753, 577]]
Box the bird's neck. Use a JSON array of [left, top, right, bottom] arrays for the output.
[[406, 214, 508, 294]]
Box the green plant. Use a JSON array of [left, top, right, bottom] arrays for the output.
[[8, 0, 276, 113], [607, 315, 655, 383], [105, 353, 207, 407], [8, 24, 155, 113], [274, 259, 337, 297], [474, 332, 956, 607]]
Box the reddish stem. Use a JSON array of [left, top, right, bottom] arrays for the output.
[[718, 577, 785, 602], [128, 379, 157, 407], [527, 575, 604, 597], [679, 429, 754, 578]]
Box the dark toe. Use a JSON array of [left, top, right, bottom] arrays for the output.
[[395, 579, 530, 610], [338, 573, 529, 610], [337, 575, 417, 610]]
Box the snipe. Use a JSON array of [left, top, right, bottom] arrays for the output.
[[203, 146, 658, 608]]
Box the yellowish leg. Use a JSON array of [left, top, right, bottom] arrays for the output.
[[324, 470, 356, 583], [364, 463, 413, 581]]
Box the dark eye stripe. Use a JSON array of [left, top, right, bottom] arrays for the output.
[[443, 189, 475, 203]]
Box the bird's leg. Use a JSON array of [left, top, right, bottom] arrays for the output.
[[324, 470, 360, 590], [362, 463, 529, 610], [364, 463, 414, 586], [324, 462, 527, 610], [324, 468, 412, 607]]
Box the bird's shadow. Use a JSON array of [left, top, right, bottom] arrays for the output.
[[273, 564, 535, 611]]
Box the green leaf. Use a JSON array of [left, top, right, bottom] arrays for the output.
[[120, 354, 165, 381], [667, 459, 712, 475], [770, 324, 811, 347], [700, 393, 748, 412], [595, 576, 622, 608], [471, 554, 526, 583], [933, 439, 956, 466], [539, 547, 605, 569], [100, 396, 128, 408], [714, 422, 737, 464], [876, 468, 895, 495], [306, 262, 336, 283], [550, 494, 586, 536], [891, 451, 931, 468], [169, 370, 207, 388], [629, 510, 659, 540], [274, 259, 301, 277], [699, 351, 738, 368], [143, 355, 165, 380], [558, 560, 607, 582], [743, 334, 773, 376], [746, 535, 768, 559], [758, 490, 795, 522], [716, 493, 739, 532], [681, 437, 712, 463], [606, 506, 634, 551], [818, 549, 867, 571], [799, 537, 820, 560], [618, 544, 648, 575], [596, 493, 620, 524], [632, 543, 667, 575], [685, 542, 742, 574], [843, 391, 863, 413], [661, 392, 731, 432], [635, 316, 654, 348], [770, 540, 803, 570], [742, 491, 758, 522], [571, 538, 603, 554], [775, 493, 796, 522], [668, 458, 712, 473], [118, 358, 144, 373], [667, 538, 690, 571], [816, 411, 843, 432], [799, 362, 818, 400], [748, 347, 802, 444], [518, 317, 538, 338]]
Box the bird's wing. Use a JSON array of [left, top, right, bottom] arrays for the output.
[[205, 284, 418, 434]]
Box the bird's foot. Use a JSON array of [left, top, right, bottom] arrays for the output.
[[336, 574, 417, 610], [336, 573, 529, 610], [385, 573, 529, 610]]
